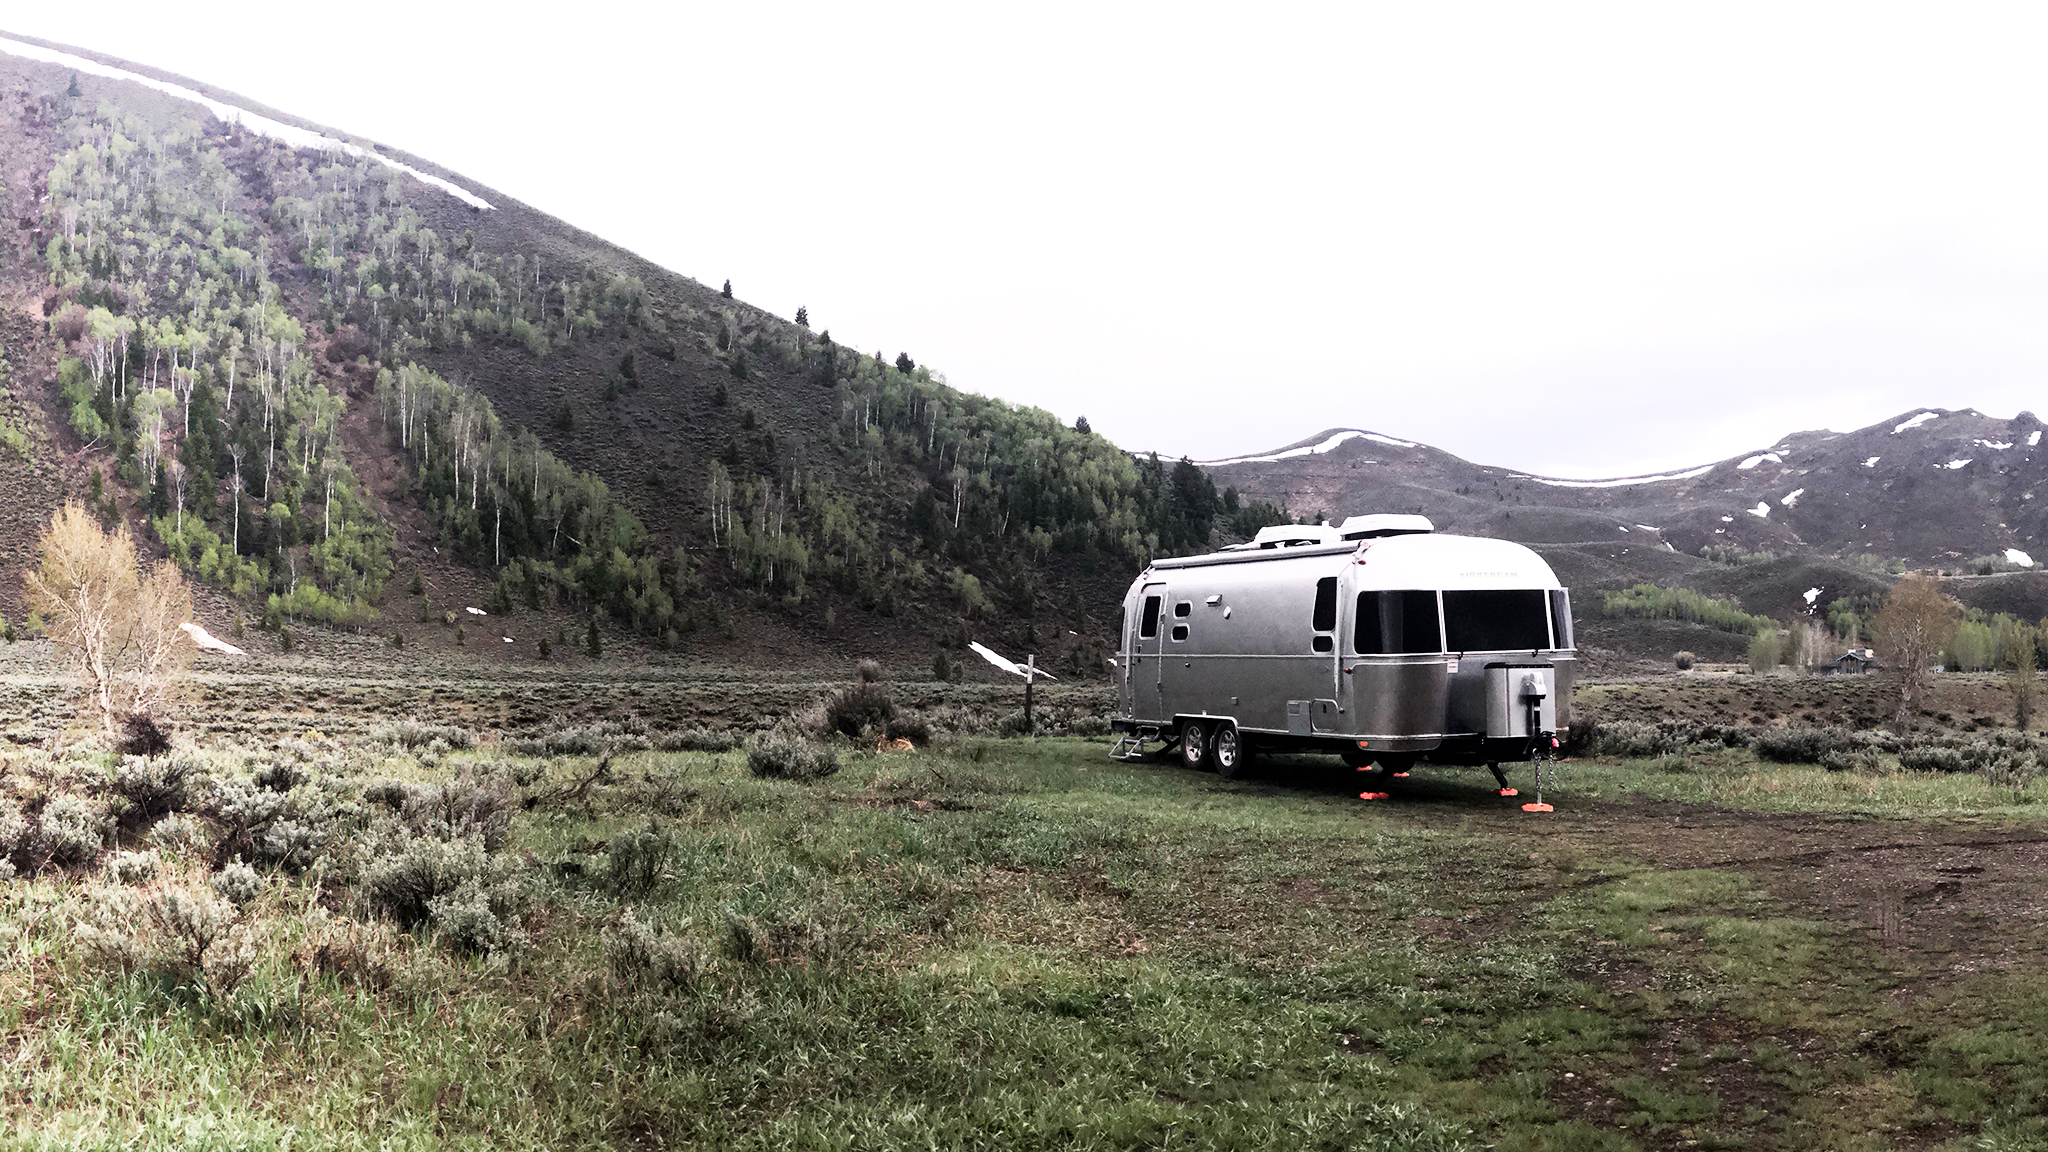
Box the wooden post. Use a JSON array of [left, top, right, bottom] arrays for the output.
[[1025, 654, 1035, 734]]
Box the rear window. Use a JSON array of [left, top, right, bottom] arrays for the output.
[[1443, 589, 1551, 652], [1354, 591, 1442, 654]]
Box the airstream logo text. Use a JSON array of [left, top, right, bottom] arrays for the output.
[[1459, 571, 1521, 578]]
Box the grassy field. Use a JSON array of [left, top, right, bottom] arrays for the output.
[[2, 687, 2048, 1150]]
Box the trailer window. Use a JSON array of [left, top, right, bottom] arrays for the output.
[[1312, 578, 1337, 632], [1174, 601, 1192, 618], [1140, 595, 1161, 639], [1170, 624, 1189, 642], [1312, 635, 1333, 653], [1549, 589, 1574, 649], [1353, 591, 1443, 654], [1443, 589, 1550, 652]]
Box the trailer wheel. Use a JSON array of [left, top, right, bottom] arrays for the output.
[[1339, 745, 1373, 769], [1178, 720, 1210, 771], [1211, 723, 1245, 778]]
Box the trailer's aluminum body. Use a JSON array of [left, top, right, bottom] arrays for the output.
[[1113, 527, 1575, 765]]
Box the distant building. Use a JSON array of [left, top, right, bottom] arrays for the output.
[[1820, 648, 1881, 675]]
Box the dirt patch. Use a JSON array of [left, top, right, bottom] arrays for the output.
[[1517, 799, 2048, 975]]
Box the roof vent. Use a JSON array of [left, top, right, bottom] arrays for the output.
[[1229, 523, 1343, 550], [1338, 514, 1434, 541]]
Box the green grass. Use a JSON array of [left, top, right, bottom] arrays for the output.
[[1560, 745, 2048, 818], [5, 737, 2048, 1148]]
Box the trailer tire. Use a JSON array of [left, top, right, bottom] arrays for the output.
[[1178, 720, 1210, 771], [1339, 745, 1373, 769], [1211, 723, 1245, 779]]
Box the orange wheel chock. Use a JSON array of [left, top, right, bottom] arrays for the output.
[[1495, 788, 1518, 797], [1520, 802, 1554, 813], [1358, 791, 1390, 801]]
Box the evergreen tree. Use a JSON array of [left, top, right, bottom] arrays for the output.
[[730, 352, 748, 380], [1074, 415, 1091, 435], [895, 352, 916, 373], [795, 306, 809, 328], [586, 618, 603, 659], [66, 73, 81, 97], [721, 279, 732, 298]]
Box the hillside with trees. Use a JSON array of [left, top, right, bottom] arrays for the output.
[[0, 39, 1285, 672]]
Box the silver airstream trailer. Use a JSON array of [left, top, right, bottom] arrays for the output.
[[1109, 515, 1574, 789]]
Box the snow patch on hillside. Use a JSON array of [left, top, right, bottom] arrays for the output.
[[1862, 457, 1880, 467], [1894, 412, 1939, 434], [1203, 430, 1416, 464], [2009, 549, 2037, 568], [1519, 463, 1715, 489], [1781, 488, 1804, 507], [1945, 459, 1972, 470], [2032, 431, 2044, 447], [1977, 440, 2014, 451], [0, 35, 494, 211], [1737, 452, 1781, 470], [1747, 502, 1771, 518]]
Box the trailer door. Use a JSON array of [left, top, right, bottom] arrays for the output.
[[1130, 583, 1167, 721]]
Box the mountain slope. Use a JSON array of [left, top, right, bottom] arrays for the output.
[[0, 35, 1239, 674], [1205, 410, 2046, 567]]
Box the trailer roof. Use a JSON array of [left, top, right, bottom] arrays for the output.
[[1145, 533, 1562, 590], [1353, 533, 1562, 591]]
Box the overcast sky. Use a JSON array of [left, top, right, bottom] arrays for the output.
[[7, 3, 2047, 478]]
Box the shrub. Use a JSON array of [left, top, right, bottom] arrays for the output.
[[856, 659, 885, 684], [606, 910, 708, 992], [107, 755, 195, 829], [104, 849, 160, 884], [1819, 749, 1885, 773], [369, 721, 475, 751], [426, 879, 529, 954], [1593, 721, 1685, 759], [204, 771, 355, 874], [39, 794, 111, 869], [1559, 715, 1601, 758], [1898, 743, 1968, 773], [746, 729, 840, 780], [823, 682, 895, 738], [722, 902, 867, 967], [1674, 651, 1697, 671], [254, 761, 308, 793], [146, 813, 206, 855], [116, 714, 172, 757], [212, 857, 264, 908], [363, 779, 410, 810], [512, 720, 652, 757], [653, 727, 740, 753], [357, 824, 504, 927], [1604, 584, 1776, 635], [604, 821, 681, 897], [1752, 726, 1856, 764], [401, 769, 514, 851], [884, 710, 933, 747]]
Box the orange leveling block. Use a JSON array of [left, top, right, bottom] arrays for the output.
[[1358, 791, 1390, 801]]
